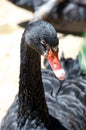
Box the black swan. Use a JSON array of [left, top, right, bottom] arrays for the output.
[[0, 20, 66, 130], [1, 20, 86, 130], [8, 0, 86, 21]]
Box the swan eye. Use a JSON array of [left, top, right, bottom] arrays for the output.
[[52, 45, 58, 52], [40, 40, 46, 45], [40, 39, 50, 55]]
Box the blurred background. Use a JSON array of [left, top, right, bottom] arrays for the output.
[[0, 0, 85, 122]]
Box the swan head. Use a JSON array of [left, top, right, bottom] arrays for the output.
[[23, 20, 66, 80]]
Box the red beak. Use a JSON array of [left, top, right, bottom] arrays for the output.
[[45, 49, 66, 80]]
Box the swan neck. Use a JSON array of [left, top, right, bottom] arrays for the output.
[[18, 41, 49, 128]]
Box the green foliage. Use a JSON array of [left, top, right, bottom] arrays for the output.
[[78, 31, 86, 74]]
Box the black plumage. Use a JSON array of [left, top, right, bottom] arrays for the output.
[[8, 0, 86, 21], [43, 55, 86, 130], [1, 20, 86, 130], [0, 20, 66, 130]]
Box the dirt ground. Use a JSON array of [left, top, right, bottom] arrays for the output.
[[0, 0, 83, 123]]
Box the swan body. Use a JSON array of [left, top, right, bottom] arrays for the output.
[[43, 56, 86, 130]]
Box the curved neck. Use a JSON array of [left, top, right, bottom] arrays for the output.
[[18, 41, 49, 128]]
